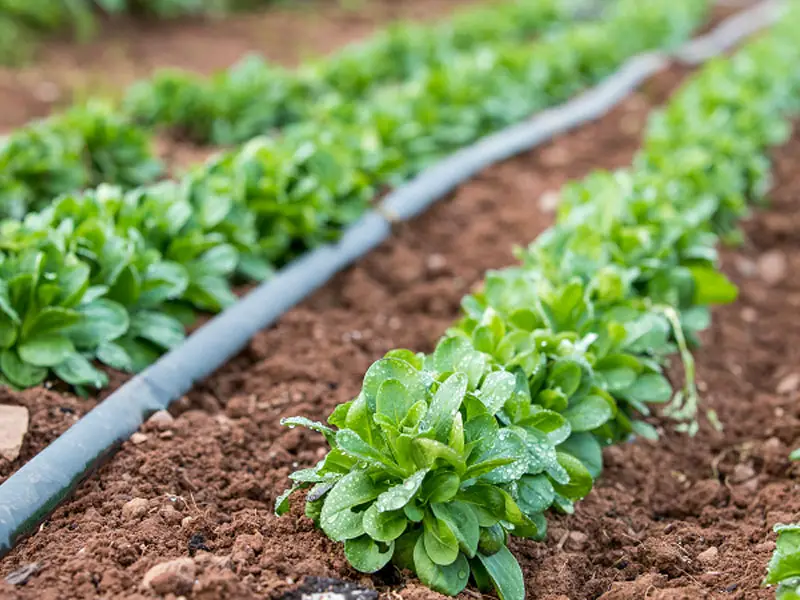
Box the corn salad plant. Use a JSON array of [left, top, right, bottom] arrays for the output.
[[278, 9, 800, 599], [0, 0, 707, 390]]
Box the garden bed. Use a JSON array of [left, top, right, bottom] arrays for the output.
[[0, 0, 476, 133], [1, 3, 797, 599], [6, 62, 796, 598]]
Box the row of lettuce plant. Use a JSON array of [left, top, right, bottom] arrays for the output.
[[0, 0, 708, 391], [0, 0, 281, 66], [121, 0, 596, 145], [0, 0, 592, 221], [277, 9, 800, 600]]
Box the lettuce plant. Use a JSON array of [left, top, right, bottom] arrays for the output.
[[276, 349, 593, 598]]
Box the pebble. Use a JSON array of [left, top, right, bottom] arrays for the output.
[[122, 498, 149, 520], [777, 373, 800, 395], [130, 432, 148, 445], [697, 546, 719, 565], [757, 250, 788, 286], [730, 463, 756, 484], [425, 253, 447, 274], [147, 411, 174, 429], [0, 405, 29, 462], [539, 190, 560, 213], [141, 557, 196, 595]]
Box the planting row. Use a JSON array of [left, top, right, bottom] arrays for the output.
[[0, 0, 591, 222], [0, 0, 276, 66], [0, 0, 708, 390], [277, 9, 800, 600]]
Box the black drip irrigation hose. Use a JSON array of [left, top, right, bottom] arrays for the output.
[[0, 0, 783, 558]]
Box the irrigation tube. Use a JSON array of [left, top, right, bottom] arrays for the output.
[[0, 0, 783, 557]]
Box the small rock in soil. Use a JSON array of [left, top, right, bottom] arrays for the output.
[[130, 432, 148, 445], [777, 373, 800, 395], [122, 497, 149, 520], [147, 410, 174, 429], [0, 404, 29, 462], [4, 562, 42, 585], [730, 464, 756, 484], [539, 190, 560, 212], [696, 546, 719, 565], [141, 557, 196, 595], [757, 250, 788, 285], [425, 253, 447, 274], [277, 577, 378, 600]]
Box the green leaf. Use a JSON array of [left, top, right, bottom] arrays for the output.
[[432, 501, 480, 559], [620, 373, 673, 405], [0, 349, 47, 388], [377, 469, 428, 512], [344, 536, 394, 573], [320, 470, 382, 542], [766, 524, 800, 585], [423, 372, 468, 441], [130, 311, 185, 350], [477, 546, 525, 600], [336, 429, 403, 476], [551, 452, 593, 501], [53, 352, 108, 388], [197, 245, 239, 277], [281, 416, 337, 445], [363, 357, 426, 412], [67, 300, 130, 349], [376, 379, 415, 427], [96, 341, 134, 372], [558, 432, 603, 479], [413, 537, 469, 596], [479, 370, 516, 415], [563, 395, 613, 432], [423, 511, 460, 565], [139, 261, 189, 308], [18, 335, 75, 367], [516, 474, 555, 515], [23, 307, 81, 339], [185, 275, 237, 312], [362, 504, 407, 542], [688, 266, 738, 305]]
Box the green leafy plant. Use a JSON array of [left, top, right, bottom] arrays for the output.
[[278, 8, 800, 599], [766, 524, 800, 600], [275, 350, 592, 597], [0, 0, 709, 390]]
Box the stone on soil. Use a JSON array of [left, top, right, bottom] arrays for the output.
[[122, 497, 149, 520], [0, 404, 29, 462], [141, 557, 196, 595]]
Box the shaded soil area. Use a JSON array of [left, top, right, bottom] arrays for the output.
[[0, 66, 746, 599], [0, 0, 476, 132]]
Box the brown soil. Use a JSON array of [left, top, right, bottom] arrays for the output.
[[0, 0, 477, 132]]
